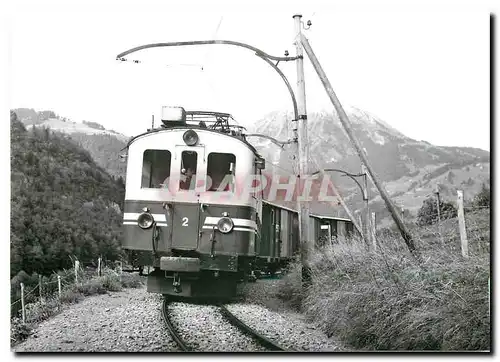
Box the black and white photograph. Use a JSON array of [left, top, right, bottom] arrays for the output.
[[6, 0, 492, 353]]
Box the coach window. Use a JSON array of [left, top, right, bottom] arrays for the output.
[[179, 151, 198, 190], [142, 150, 171, 188], [207, 153, 236, 191]]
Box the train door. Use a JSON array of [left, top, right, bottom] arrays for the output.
[[273, 207, 281, 258], [280, 210, 289, 257], [291, 213, 299, 256], [171, 150, 200, 250], [346, 222, 354, 239], [319, 222, 331, 246], [260, 203, 272, 257], [331, 220, 338, 241]]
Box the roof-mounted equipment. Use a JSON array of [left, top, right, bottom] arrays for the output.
[[161, 106, 186, 127]]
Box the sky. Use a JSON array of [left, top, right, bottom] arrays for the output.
[[5, 0, 492, 152]]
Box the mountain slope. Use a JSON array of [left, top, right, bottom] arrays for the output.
[[248, 108, 490, 224], [13, 109, 128, 179], [10, 111, 125, 277]]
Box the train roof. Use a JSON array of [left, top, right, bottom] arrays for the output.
[[262, 199, 352, 222], [124, 120, 260, 156]]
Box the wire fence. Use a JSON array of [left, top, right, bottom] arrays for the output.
[[10, 258, 123, 323], [374, 199, 490, 258]]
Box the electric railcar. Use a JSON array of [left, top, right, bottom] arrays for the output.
[[121, 106, 356, 299]]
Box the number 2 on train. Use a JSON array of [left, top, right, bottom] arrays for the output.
[[182, 217, 189, 226]]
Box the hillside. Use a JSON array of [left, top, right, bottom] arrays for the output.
[[13, 109, 128, 179], [10, 111, 125, 277], [249, 107, 490, 224]]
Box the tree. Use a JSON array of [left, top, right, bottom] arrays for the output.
[[473, 182, 490, 208], [417, 197, 458, 226]]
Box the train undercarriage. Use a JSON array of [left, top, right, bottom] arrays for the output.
[[127, 250, 255, 300]]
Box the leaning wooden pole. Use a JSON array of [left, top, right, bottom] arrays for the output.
[[300, 34, 420, 261]]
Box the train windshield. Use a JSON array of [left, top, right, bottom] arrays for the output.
[[141, 149, 171, 189], [179, 151, 198, 191], [206, 153, 236, 192]]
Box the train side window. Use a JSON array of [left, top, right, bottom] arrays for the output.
[[206, 153, 236, 192], [142, 150, 171, 189], [179, 151, 198, 191]]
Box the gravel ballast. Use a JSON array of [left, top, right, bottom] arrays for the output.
[[14, 278, 345, 352], [167, 302, 267, 352], [14, 287, 178, 352], [225, 302, 342, 352]]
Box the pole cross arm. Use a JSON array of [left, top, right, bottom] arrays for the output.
[[245, 134, 295, 148], [116, 40, 299, 62], [310, 168, 367, 200], [116, 40, 300, 130]]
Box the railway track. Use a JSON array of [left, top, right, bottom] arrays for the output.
[[161, 298, 288, 352], [219, 305, 288, 351], [161, 299, 191, 351]]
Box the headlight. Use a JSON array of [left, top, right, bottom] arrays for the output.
[[183, 130, 199, 146], [138, 212, 154, 229], [217, 217, 234, 233]]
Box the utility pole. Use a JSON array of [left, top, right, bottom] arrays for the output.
[[435, 185, 441, 224], [457, 190, 468, 258], [300, 34, 421, 262], [361, 164, 370, 246], [435, 185, 443, 245], [293, 14, 311, 287]]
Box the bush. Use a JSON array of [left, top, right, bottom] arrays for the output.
[[99, 273, 122, 292], [417, 197, 457, 226], [120, 273, 143, 289], [274, 262, 304, 311], [24, 297, 62, 324], [472, 182, 490, 208], [75, 279, 108, 296], [11, 318, 32, 346], [59, 289, 85, 304]]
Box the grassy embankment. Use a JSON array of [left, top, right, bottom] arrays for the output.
[[276, 210, 490, 351]]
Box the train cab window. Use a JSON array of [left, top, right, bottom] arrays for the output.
[[179, 151, 198, 190], [206, 153, 236, 192], [142, 150, 171, 189]]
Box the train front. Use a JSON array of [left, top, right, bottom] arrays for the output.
[[121, 107, 264, 299]]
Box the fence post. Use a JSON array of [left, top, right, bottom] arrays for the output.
[[20, 283, 25, 323], [371, 212, 377, 250], [98, 257, 102, 277], [58, 275, 62, 298], [75, 260, 80, 284], [39, 275, 43, 303], [457, 190, 469, 258]]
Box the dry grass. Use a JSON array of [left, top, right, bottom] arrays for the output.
[[276, 211, 490, 351]]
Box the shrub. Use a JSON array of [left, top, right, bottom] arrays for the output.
[[24, 296, 61, 324], [274, 261, 304, 311], [59, 289, 85, 304], [417, 197, 457, 226], [472, 182, 490, 208], [99, 273, 122, 292], [75, 279, 108, 296], [11, 318, 32, 347], [120, 273, 143, 289]]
